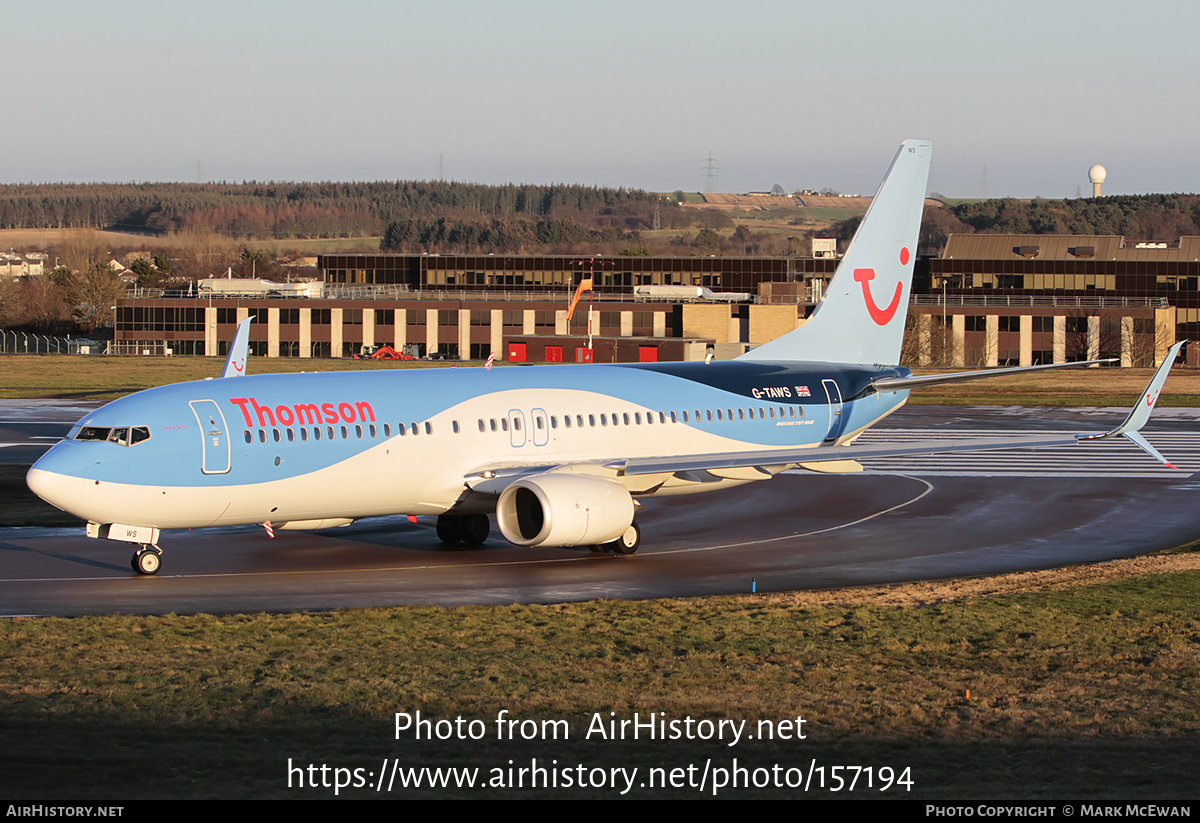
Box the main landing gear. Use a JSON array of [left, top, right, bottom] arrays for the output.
[[436, 513, 491, 547], [132, 544, 162, 575], [589, 521, 641, 555]]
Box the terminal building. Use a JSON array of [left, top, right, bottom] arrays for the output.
[[114, 238, 1199, 367]]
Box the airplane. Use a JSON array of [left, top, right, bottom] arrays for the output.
[[26, 139, 1187, 575]]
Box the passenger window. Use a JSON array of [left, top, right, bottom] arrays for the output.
[[383, 423, 392, 437], [478, 419, 486, 432], [273, 429, 281, 443], [287, 428, 295, 442], [452, 421, 460, 434], [244, 431, 252, 444], [258, 430, 267, 443], [300, 428, 309, 442], [425, 422, 433, 435]]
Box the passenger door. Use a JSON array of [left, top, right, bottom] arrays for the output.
[[190, 399, 231, 474]]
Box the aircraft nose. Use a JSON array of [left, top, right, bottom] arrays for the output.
[[27, 445, 86, 516], [26, 465, 78, 514]]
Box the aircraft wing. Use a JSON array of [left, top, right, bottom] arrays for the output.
[[617, 341, 1187, 477], [867, 358, 1114, 392]]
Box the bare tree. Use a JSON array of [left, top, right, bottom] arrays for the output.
[[68, 263, 127, 332]]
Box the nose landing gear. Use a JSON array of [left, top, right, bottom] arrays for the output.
[[132, 545, 162, 575]]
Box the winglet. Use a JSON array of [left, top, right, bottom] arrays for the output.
[[220, 317, 254, 378], [1080, 341, 1186, 466]]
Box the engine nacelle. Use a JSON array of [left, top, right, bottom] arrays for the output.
[[496, 473, 634, 547]]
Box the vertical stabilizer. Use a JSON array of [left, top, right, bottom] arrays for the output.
[[220, 317, 254, 378], [741, 139, 933, 365]]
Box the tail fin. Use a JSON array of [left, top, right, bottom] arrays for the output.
[[741, 139, 933, 365]]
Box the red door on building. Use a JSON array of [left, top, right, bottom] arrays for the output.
[[545, 346, 563, 362], [508, 342, 527, 362], [575, 347, 593, 363], [638, 346, 659, 362]]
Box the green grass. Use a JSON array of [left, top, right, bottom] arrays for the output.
[[0, 354, 469, 401], [0, 568, 1197, 798]]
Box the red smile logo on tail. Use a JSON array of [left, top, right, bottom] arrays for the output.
[[853, 247, 910, 326]]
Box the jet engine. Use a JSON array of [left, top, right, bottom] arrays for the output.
[[496, 473, 634, 547]]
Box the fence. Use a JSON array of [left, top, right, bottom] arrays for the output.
[[0, 330, 107, 354]]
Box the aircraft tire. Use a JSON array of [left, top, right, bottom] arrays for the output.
[[460, 514, 490, 546], [133, 546, 161, 576], [605, 521, 641, 555], [435, 515, 462, 545]]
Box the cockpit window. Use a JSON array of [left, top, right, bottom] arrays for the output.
[[74, 425, 150, 446]]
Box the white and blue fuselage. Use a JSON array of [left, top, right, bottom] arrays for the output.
[[28, 360, 911, 533]]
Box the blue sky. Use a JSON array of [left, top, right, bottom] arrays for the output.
[[6, 0, 1197, 197]]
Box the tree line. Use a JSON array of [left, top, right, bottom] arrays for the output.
[[941, 194, 1200, 243], [0, 180, 673, 240]]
